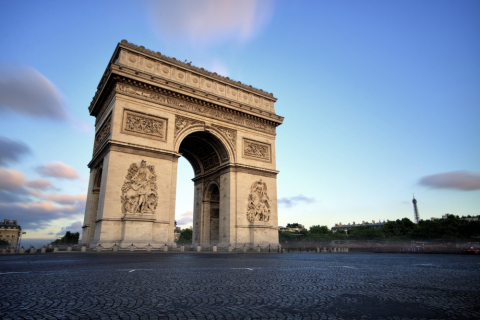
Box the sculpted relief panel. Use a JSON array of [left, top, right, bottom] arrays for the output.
[[212, 125, 236, 151], [122, 109, 167, 141], [247, 180, 271, 223], [174, 115, 204, 139], [121, 160, 158, 215], [93, 114, 111, 152], [117, 83, 275, 134], [243, 139, 271, 162]]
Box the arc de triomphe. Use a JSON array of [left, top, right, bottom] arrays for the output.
[[81, 40, 284, 247]]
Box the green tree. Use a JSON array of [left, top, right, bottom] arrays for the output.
[[349, 226, 384, 240], [0, 239, 10, 246], [309, 225, 330, 235], [51, 231, 80, 245], [382, 218, 417, 238], [278, 231, 296, 243], [177, 228, 193, 244], [286, 223, 301, 228]]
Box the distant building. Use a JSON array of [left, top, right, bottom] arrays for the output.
[[278, 223, 305, 233], [441, 214, 480, 222], [0, 219, 22, 248], [331, 220, 386, 233], [174, 227, 182, 241]]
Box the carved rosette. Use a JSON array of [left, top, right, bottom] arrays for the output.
[[120, 160, 158, 215], [174, 115, 204, 138], [246, 180, 271, 223]]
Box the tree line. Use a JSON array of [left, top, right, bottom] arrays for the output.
[[280, 215, 480, 243]]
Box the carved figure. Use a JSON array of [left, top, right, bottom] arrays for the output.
[[125, 112, 164, 138], [121, 160, 158, 215], [246, 180, 270, 223]]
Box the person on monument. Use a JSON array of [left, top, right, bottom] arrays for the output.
[[136, 160, 149, 182], [136, 182, 147, 213]]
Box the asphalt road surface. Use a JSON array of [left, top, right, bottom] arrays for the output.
[[1, 252, 479, 319]]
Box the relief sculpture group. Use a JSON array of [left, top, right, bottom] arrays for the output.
[[121, 160, 158, 215], [247, 180, 271, 223]]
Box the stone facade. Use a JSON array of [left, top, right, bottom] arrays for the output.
[[82, 40, 284, 247], [0, 219, 21, 248]]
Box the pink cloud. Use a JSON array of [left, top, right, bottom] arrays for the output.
[[176, 210, 193, 226], [419, 171, 480, 191], [26, 179, 53, 190], [36, 162, 80, 180], [0, 64, 68, 120], [148, 0, 274, 44], [0, 201, 85, 230], [43, 193, 87, 205], [0, 168, 25, 190]]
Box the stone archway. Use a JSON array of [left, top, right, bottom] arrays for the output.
[[177, 129, 231, 246], [81, 40, 284, 247]]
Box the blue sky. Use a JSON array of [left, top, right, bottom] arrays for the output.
[[1, 0, 479, 246]]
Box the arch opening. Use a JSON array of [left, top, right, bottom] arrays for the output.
[[178, 131, 230, 177], [176, 130, 230, 245]]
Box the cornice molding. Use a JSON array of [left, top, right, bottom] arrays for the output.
[[114, 80, 278, 134], [119, 40, 275, 99], [88, 139, 180, 169], [88, 41, 284, 124]]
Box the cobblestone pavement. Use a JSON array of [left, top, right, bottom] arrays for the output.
[[1, 253, 479, 320]]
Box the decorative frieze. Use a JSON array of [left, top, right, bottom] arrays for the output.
[[175, 115, 204, 139], [243, 138, 271, 162], [121, 160, 158, 215], [93, 114, 111, 152], [116, 83, 276, 134], [122, 109, 167, 141], [247, 180, 270, 223], [212, 125, 236, 151]]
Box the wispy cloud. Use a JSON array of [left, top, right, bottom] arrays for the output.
[[26, 179, 54, 191], [56, 221, 82, 236], [0, 167, 86, 230], [176, 210, 193, 226], [0, 64, 68, 120], [0, 201, 84, 230], [148, 0, 274, 45], [0, 168, 25, 190], [419, 171, 480, 191], [36, 162, 80, 180], [278, 195, 316, 208], [0, 135, 31, 166], [43, 193, 86, 205]]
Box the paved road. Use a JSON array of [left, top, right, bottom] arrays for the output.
[[1, 253, 479, 319]]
